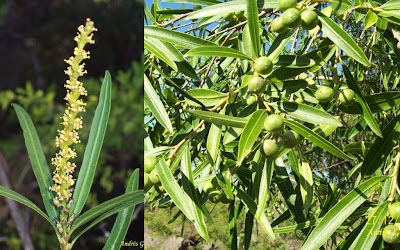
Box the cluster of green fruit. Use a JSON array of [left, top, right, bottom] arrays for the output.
[[144, 156, 165, 194], [382, 203, 400, 244], [271, 0, 319, 34], [315, 86, 355, 105], [202, 178, 232, 204], [223, 11, 245, 22]]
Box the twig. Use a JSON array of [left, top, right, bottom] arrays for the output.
[[312, 160, 347, 172], [290, 28, 300, 55], [157, 13, 191, 28], [0, 153, 34, 250]]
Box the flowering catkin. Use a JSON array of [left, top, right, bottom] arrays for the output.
[[50, 19, 97, 202]]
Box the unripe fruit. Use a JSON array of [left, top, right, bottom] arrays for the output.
[[149, 168, 160, 184], [382, 225, 400, 244], [282, 130, 300, 148], [248, 76, 266, 94], [254, 56, 273, 75], [278, 0, 297, 11], [295, 97, 304, 104], [271, 17, 288, 34], [390, 202, 400, 221], [339, 89, 355, 106], [246, 95, 257, 105], [144, 156, 158, 174], [209, 190, 222, 203], [203, 179, 214, 193], [264, 114, 284, 134], [223, 12, 234, 21], [154, 183, 166, 194], [301, 9, 319, 30], [144, 173, 152, 193], [262, 139, 279, 158], [282, 8, 301, 28], [315, 86, 334, 103]]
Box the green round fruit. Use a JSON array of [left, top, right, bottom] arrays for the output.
[[262, 139, 279, 158], [264, 114, 284, 134], [301, 9, 319, 30], [382, 225, 400, 244], [278, 0, 297, 11], [390, 202, 400, 221], [144, 156, 158, 174], [282, 8, 301, 28], [246, 95, 257, 105], [254, 56, 273, 75], [154, 183, 166, 194], [282, 130, 300, 148], [223, 12, 234, 21], [209, 190, 222, 203], [295, 97, 304, 104], [306, 78, 315, 86], [149, 168, 160, 184], [271, 17, 288, 34], [339, 89, 355, 106], [315, 86, 334, 103], [203, 179, 215, 193], [248, 76, 266, 94], [144, 173, 152, 193]]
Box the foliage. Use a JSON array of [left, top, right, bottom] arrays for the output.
[[144, 0, 400, 249]]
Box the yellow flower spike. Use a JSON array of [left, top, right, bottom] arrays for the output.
[[50, 18, 97, 206]]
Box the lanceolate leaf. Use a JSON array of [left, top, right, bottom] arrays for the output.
[[237, 110, 267, 165], [267, 29, 297, 61], [185, 89, 227, 107], [317, 11, 370, 66], [342, 62, 382, 137], [165, 0, 221, 6], [301, 176, 388, 250], [181, 145, 209, 241], [348, 201, 390, 250], [13, 104, 59, 225], [103, 169, 140, 250], [70, 71, 112, 217], [144, 74, 174, 132], [144, 37, 178, 71], [207, 108, 224, 165], [186, 46, 252, 60], [361, 114, 400, 175], [188, 110, 248, 128], [284, 119, 354, 161], [144, 26, 215, 49], [339, 91, 400, 114], [236, 188, 275, 239], [0, 185, 53, 226], [256, 159, 274, 219], [269, 102, 342, 126], [246, 0, 260, 59], [299, 161, 313, 212], [274, 55, 316, 68]]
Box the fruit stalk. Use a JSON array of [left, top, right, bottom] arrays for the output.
[[389, 152, 400, 202]]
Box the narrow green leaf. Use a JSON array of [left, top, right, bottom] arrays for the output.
[[185, 89, 227, 107], [188, 110, 248, 128], [342, 62, 382, 137], [186, 46, 252, 60], [207, 109, 223, 165], [343, 141, 373, 154], [330, 0, 354, 15], [70, 191, 144, 234], [144, 37, 178, 70], [181, 145, 209, 241], [301, 176, 387, 250], [144, 74, 173, 132], [379, 0, 400, 10], [274, 219, 319, 233], [103, 169, 140, 250], [317, 11, 370, 66], [144, 146, 172, 157], [361, 115, 400, 175], [13, 104, 59, 225], [70, 71, 112, 217], [256, 160, 273, 219], [269, 102, 342, 126], [156, 158, 195, 221], [144, 26, 215, 49], [0, 185, 53, 226], [237, 110, 267, 165], [165, 0, 221, 6], [266, 29, 296, 61], [349, 201, 390, 250], [312, 124, 338, 137], [284, 119, 354, 161], [274, 55, 316, 68], [246, 0, 260, 59], [339, 91, 400, 114], [236, 188, 275, 239], [299, 161, 313, 212]]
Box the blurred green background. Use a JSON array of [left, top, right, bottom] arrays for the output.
[[0, 0, 144, 249]]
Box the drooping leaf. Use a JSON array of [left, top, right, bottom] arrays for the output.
[[246, 0, 260, 59], [266, 29, 296, 61], [299, 161, 313, 212], [207, 109, 224, 165], [274, 55, 315, 68], [185, 89, 227, 107], [188, 110, 248, 128], [186, 46, 252, 60]]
